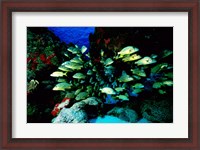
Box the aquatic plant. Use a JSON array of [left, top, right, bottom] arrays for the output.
[[51, 45, 173, 116]]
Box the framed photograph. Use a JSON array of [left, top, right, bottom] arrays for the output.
[[1, 0, 199, 149]]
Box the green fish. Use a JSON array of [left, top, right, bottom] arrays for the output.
[[104, 58, 114, 66], [116, 95, 129, 101], [135, 56, 156, 66], [100, 87, 116, 95], [65, 91, 75, 99], [58, 65, 73, 72], [163, 80, 173, 86], [118, 71, 134, 82], [122, 54, 142, 62], [131, 68, 146, 77], [73, 73, 86, 79], [115, 87, 125, 92], [118, 46, 139, 56], [159, 89, 166, 94], [67, 45, 80, 54], [132, 83, 144, 89], [152, 82, 163, 89], [81, 45, 87, 54], [87, 70, 93, 75], [161, 49, 173, 58], [52, 82, 72, 91], [50, 71, 66, 77], [70, 56, 83, 64], [57, 78, 67, 83], [75, 92, 89, 100], [75, 88, 83, 95], [63, 61, 83, 70], [151, 63, 168, 74], [164, 72, 173, 78]]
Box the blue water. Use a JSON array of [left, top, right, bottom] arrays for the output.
[[89, 115, 128, 123], [48, 27, 95, 48]]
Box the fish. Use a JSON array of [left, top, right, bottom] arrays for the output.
[[122, 54, 142, 62], [75, 92, 89, 100], [163, 80, 173, 86], [70, 56, 83, 64], [131, 68, 146, 77], [104, 58, 114, 66], [151, 63, 168, 74], [52, 82, 72, 91], [115, 87, 125, 92], [65, 91, 75, 99], [50, 71, 66, 77], [72, 73, 86, 79], [161, 49, 173, 58], [132, 83, 144, 89], [116, 95, 129, 101], [58, 65, 73, 72], [105, 94, 118, 104], [100, 87, 116, 95], [164, 72, 173, 78], [118, 46, 139, 56], [63, 61, 83, 70], [152, 82, 163, 89], [158, 89, 166, 94], [57, 78, 67, 83], [87, 69, 93, 75], [67, 45, 80, 54], [135, 56, 156, 66], [118, 71, 134, 82], [51, 98, 70, 116], [81, 45, 87, 54]]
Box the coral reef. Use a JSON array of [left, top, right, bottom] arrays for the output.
[[52, 97, 102, 123]]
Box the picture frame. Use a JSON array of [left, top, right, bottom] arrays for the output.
[[0, 0, 199, 149]]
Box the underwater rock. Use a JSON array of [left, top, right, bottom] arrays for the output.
[[137, 118, 151, 123], [52, 97, 102, 123], [107, 107, 138, 123], [89, 115, 128, 123], [52, 108, 88, 123], [140, 99, 173, 123]]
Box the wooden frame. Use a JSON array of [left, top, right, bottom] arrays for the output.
[[1, 0, 199, 149]]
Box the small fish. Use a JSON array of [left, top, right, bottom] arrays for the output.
[[52, 82, 72, 91], [132, 69, 146, 77], [135, 56, 156, 66], [163, 80, 173, 86], [58, 65, 72, 72], [150, 54, 158, 59], [122, 54, 142, 62], [132, 83, 144, 89], [151, 63, 168, 74], [116, 95, 129, 101], [100, 87, 116, 95], [75, 92, 89, 100], [87, 70, 93, 75], [104, 58, 114, 66], [131, 68, 146, 77], [158, 89, 166, 94], [70, 56, 83, 64], [152, 82, 163, 89], [161, 49, 173, 58], [65, 91, 75, 99], [118, 46, 139, 56], [118, 71, 134, 82], [67, 46, 80, 54], [105, 94, 118, 104], [50, 71, 66, 77], [63, 61, 83, 70], [73, 73, 86, 79], [81, 45, 87, 54], [115, 87, 125, 92], [57, 78, 67, 83], [164, 72, 173, 78]]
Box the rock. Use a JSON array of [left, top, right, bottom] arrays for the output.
[[89, 115, 128, 123], [140, 99, 173, 123], [52, 97, 102, 123], [107, 107, 138, 123], [137, 118, 151, 123]]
